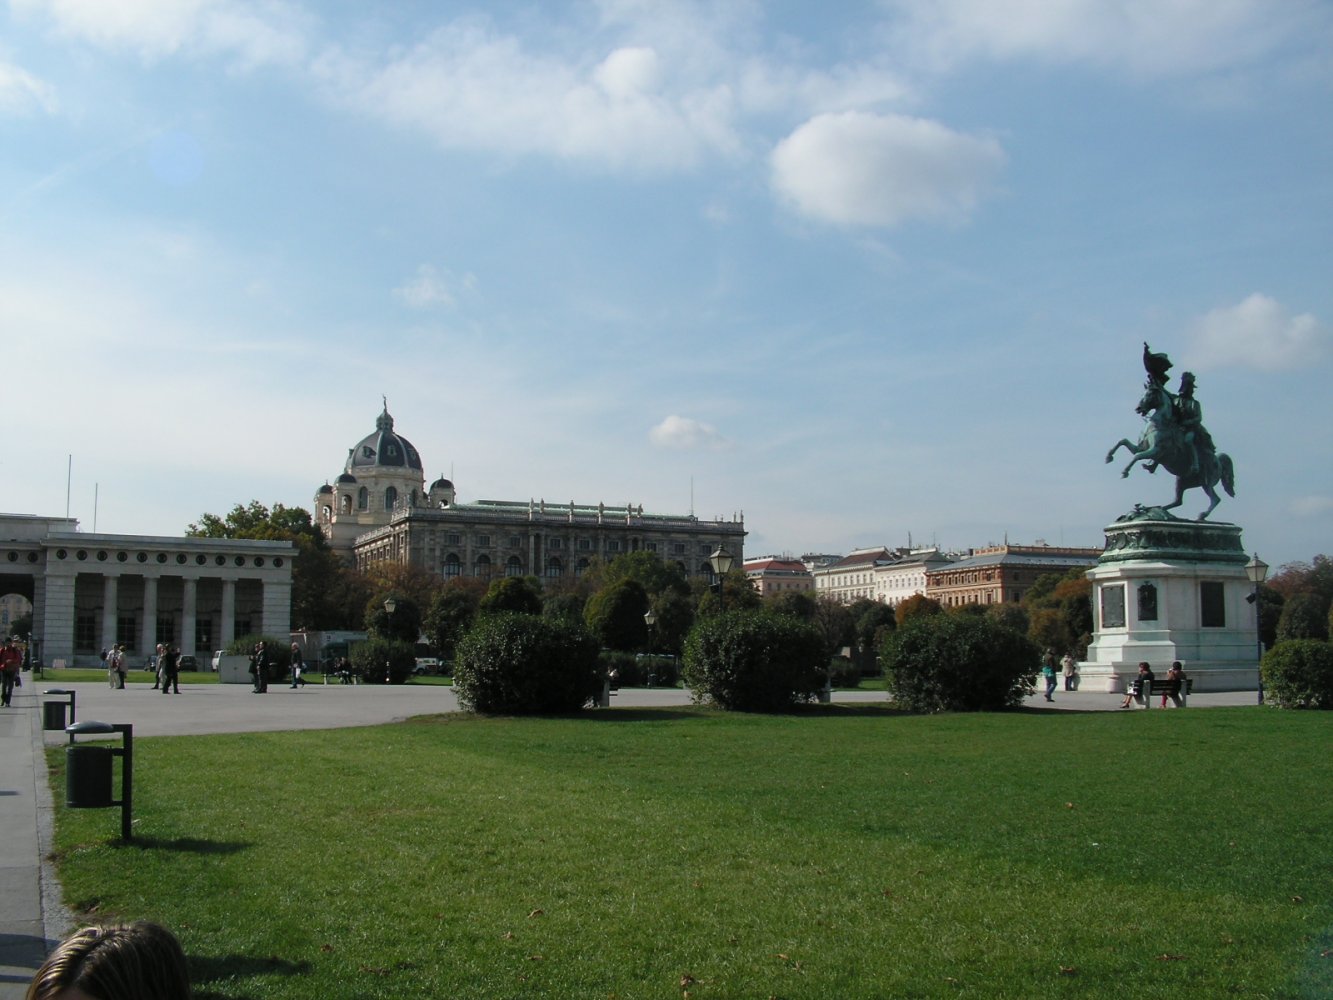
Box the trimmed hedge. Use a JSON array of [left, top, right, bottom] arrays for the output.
[[454, 612, 602, 714], [349, 638, 416, 685], [1261, 639, 1333, 709], [682, 610, 826, 712], [882, 614, 1038, 713]]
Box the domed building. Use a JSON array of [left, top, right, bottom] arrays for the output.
[[316, 404, 745, 583]]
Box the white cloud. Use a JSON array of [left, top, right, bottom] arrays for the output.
[[649, 415, 728, 451], [885, 0, 1328, 79], [393, 264, 477, 310], [12, 0, 308, 67], [770, 110, 1004, 228], [1290, 495, 1333, 517], [0, 59, 56, 114], [1188, 293, 1330, 371]]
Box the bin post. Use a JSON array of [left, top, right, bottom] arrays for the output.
[[43, 689, 76, 729], [64, 721, 133, 841]]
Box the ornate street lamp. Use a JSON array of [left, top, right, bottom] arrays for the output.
[[1244, 554, 1268, 704], [382, 597, 397, 683], [708, 545, 734, 579]]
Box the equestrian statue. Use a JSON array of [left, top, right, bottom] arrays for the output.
[[1105, 342, 1235, 520]]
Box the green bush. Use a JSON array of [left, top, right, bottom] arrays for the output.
[[1276, 593, 1330, 642], [1261, 639, 1333, 709], [682, 611, 826, 712], [454, 612, 602, 714], [882, 614, 1038, 713], [348, 638, 416, 685], [829, 656, 861, 688]]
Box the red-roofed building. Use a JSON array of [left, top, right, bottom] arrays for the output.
[[743, 556, 814, 598]]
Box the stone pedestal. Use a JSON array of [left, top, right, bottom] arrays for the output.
[[1079, 514, 1260, 692]]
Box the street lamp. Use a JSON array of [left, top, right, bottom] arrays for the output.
[[1244, 554, 1268, 705], [382, 597, 397, 684], [708, 545, 734, 579]]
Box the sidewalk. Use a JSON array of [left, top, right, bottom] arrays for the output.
[[0, 675, 1261, 997]]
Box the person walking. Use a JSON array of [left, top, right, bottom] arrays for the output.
[[1061, 652, 1077, 691], [289, 641, 305, 688], [0, 637, 22, 707], [251, 640, 269, 693], [159, 645, 181, 694], [107, 644, 127, 689], [1040, 649, 1059, 702], [151, 643, 165, 690]]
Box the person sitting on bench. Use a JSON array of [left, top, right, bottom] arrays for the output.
[[1120, 662, 1153, 709], [1162, 661, 1187, 708]]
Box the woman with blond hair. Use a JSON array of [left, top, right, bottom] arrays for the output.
[[27, 922, 190, 1000]]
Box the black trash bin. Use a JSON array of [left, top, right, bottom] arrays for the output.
[[43, 700, 68, 731], [66, 745, 114, 808]]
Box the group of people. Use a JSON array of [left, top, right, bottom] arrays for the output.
[[151, 643, 183, 694], [1038, 650, 1079, 701], [1119, 660, 1188, 708], [1, 636, 23, 707], [101, 644, 129, 688]]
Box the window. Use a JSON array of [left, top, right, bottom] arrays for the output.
[[156, 617, 176, 646], [75, 615, 96, 652], [673, 542, 686, 555], [509, 535, 522, 548], [475, 555, 492, 579], [506, 556, 523, 577], [607, 540, 622, 553], [546, 558, 563, 578], [357, 487, 368, 510], [443, 554, 462, 578], [548, 538, 562, 550], [117, 615, 137, 648], [699, 543, 712, 555], [1200, 581, 1226, 627], [646, 541, 657, 553], [575, 558, 590, 577], [195, 618, 213, 650], [385, 486, 398, 511], [477, 534, 491, 547], [578, 539, 592, 551], [447, 533, 461, 545]]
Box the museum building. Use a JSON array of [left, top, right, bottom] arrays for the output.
[[314, 405, 747, 581], [1, 513, 296, 668]]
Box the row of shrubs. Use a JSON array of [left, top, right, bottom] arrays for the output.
[[1261, 640, 1333, 709], [444, 606, 1046, 715]]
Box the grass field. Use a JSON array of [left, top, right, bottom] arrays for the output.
[[47, 706, 1332, 999]]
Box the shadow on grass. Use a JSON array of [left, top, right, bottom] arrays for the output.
[[190, 952, 313, 997], [112, 836, 253, 855]]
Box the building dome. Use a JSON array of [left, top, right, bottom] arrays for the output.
[[317, 482, 334, 494], [430, 476, 454, 491], [346, 404, 423, 473], [336, 472, 357, 485]]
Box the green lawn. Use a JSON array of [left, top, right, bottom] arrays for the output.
[[47, 707, 1332, 999]]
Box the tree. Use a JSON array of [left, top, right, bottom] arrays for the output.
[[1276, 593, 1330, 642], [647, 591, 694, 655], [985, 603, 1029, 635], [349, 638, 415, 685], [188, 501, 352, 629], [588, 551, 690, 599], [812, 596, 855, 659], [542, 592, 587, 624], [362, 563, 448, 620], [695, 569, 762, 618], [895, 593, 943, 626], [882, 614, 1039, 713], [1267, 555, 1333, 606], [682, 610, 826, 712], [8, 611, 32, 641], [853, 602, 896, 674], [454, 613, 602, 714], [424, 581, 484, 660], [1022, 568, 1092, 658], [365, 594, 421, 643], [765, 590, 818, 621], [584, 579, 650, 651], [479, 576, 543, 616]]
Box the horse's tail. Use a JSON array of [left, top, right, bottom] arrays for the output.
[[1220, 454, 1235, 497]]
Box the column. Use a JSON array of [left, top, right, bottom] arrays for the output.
[[260, 578, 292, 638], [220, 578, 236, 648], [141, 576, 158, 659], [181, 577, 198, 658], [41, 569, 77, 666], [101, 573, 119, 653]]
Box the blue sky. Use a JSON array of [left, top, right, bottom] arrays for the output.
[[2, 0, 1330, 571]]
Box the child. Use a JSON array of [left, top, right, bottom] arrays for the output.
[[26, 922, 191, 1000]]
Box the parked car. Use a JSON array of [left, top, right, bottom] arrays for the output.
[[178, 655, 199, 672], [413, 656, 441, 676]]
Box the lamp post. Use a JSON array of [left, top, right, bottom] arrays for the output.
[[708, 545, 734, 607], [643, 609, 657, 686], [1244, 554, 1268, 705], [383, 597, 397, 684]]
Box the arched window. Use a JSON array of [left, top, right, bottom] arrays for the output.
[[475, 554, 491, 579], [357, 487, 368, 510], [385, 486, 398, 511], [575, 558, 590, 577], [341, 495, 352, 514], [546, 558, 563, 578], [443, 554, 462, 578], [506, 556, 523, 577], [321, 505, 332, 523]]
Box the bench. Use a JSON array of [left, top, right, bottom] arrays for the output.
[[1138, 677, 1193, 708]]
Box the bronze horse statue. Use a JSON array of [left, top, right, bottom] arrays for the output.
[[1106, 381, 1235, 520]]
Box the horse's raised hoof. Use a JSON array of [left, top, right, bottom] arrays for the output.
[[1104, 454, 1113, 464]]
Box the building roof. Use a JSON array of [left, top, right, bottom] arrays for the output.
[[345, 404, 423, 473]]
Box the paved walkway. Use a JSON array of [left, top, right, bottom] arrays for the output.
[[0, 675, 1259, 997]]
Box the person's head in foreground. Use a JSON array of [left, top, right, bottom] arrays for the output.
[[27, 922, 191, 1000]]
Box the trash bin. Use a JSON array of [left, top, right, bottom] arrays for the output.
[[66, 745, 114, 808], [43, 700, 68, 731]]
